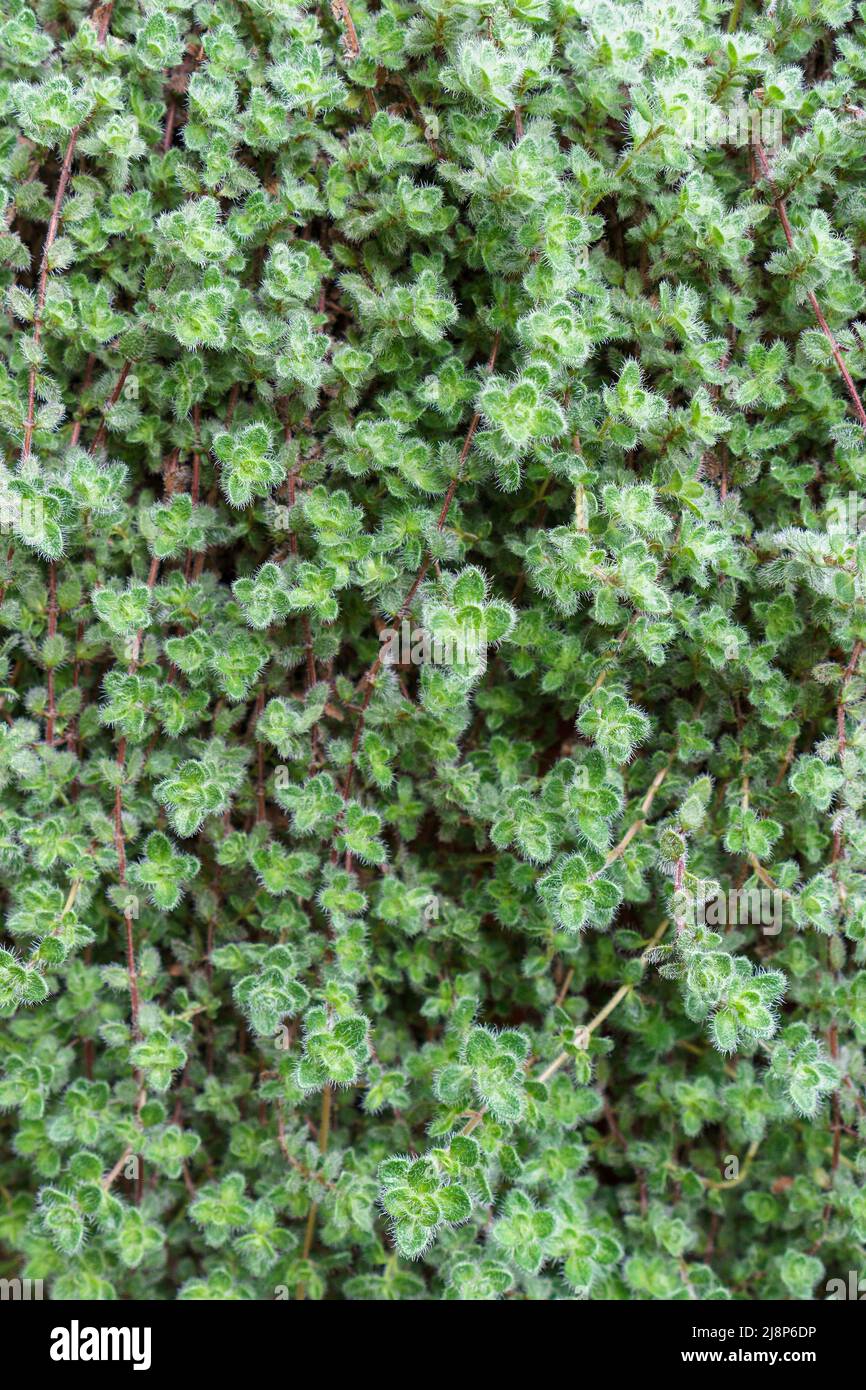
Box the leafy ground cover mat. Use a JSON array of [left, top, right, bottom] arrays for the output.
[[1, 0, 866, 1302]]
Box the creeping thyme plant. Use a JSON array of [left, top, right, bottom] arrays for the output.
[[2, 0, 866, 1305]]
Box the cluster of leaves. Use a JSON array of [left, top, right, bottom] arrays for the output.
[[1, 0, 865, 1303]]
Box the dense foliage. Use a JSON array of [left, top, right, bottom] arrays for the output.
[[1, 0, 866, 1304]]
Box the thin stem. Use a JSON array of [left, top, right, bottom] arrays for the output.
[[296, 1084, 333, 1300], [463, 919, 670, 1135], [336, 333, 500, 821], [754, 141, 866, 428], [21, 129, 81, 462], [20, 3, 115, 462], [727, 0, 744, 32], [589, 127, 664, 213], [62, 878, 82, 916], [596, 747, 677, 873], [45, 561, 57, 745], [836, 639, 862, 761], [331, 1, 377, 116], [255, 686, 267, 823], [102, 1146, 133, 1193], [69, 354, 96, 446], [89, 360, 131, 454], [114, 554, 160, 1041]]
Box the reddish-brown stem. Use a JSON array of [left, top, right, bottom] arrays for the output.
[[114, 553, 160, 1040], [831, 1096, 842, 1173], [183, 405, 202, 581], [194, 386, 243, 578], [296, 1084, 332, 1300], [287, 465, 298, 557], [831, 640, 863, 864], [89, 359, 131, 454], [774, 734, 798, 787], [283, 438, 318, 690], [224, 381, 240, 429], [0, 543, 15, 611], [45, 561, 57, 745], [255, 686, 267, 823], [94, 2, 114, 43], [112, 733, 141, 1036], [336, 333, 500, 836], [191, 403, 201, 504], [70, 354, 96, 447], [330, 0, 376, 116], [303, 617, 317, 690], [754, 141, 866, 428], [162, 100, 176, 153], [205, 867, 218, 1075], [837, 639, 863, 760], [332, 0, 361, 56], [822, 1023, 843, 1230], [64, 613, 86, 767], [21, 3, 115, 461], [21, 129, 81, 461]]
